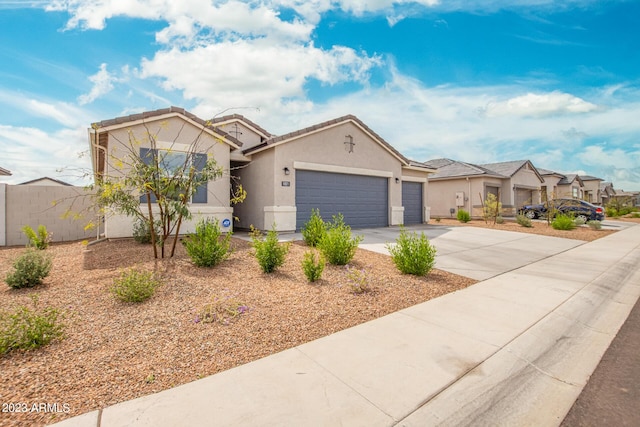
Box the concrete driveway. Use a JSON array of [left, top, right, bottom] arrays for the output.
[[357, 224, 586, 280]]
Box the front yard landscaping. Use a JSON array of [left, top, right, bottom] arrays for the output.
[[0, 237, 475, 427]]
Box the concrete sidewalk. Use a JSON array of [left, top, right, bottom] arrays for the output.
[[51, 224, 640, 427]]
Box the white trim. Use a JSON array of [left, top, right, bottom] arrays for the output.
[[0, 184, 5, 246], [402, 165, 437, 173], [401, 176, 427, 183], [293, 161, 393, 178], [97, 112, 241, 150], [263, 206, 297, 232]]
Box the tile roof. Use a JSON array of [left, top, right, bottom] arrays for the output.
[[243, 115, 412, 165], [479, 160, 528, 177], [425, 158, 506, 179], [209, 113, 273, 139], [558, 174, 582, 186], [92, 106, 243, 148], [579, 175, 603, 181], [0, 166, 11, 176]]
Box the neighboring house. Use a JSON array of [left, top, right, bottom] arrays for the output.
[[0, 166, 11, 176], [557, 174, 584, 200], [19, 177, 72, 186], [537, 168, 565, 201], [600, 182, 616, 206], [579, 175, 604, 204], [89, 107, 243, 238], [89, 108, 435, 237], [611, 190, 640, 208], [424, 159, 542, 218]]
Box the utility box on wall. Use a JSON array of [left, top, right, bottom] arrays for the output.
[[455, 191, 465, 207]]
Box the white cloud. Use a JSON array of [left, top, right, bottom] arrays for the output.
[[140, 40, 380, 114], [480, 91, 598, 118], [78, 63, 117, 105], [0, 89, 88, 127]]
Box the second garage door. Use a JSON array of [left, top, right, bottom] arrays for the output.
[[402, 181, 423, 225], [296, 170, 388, 230]]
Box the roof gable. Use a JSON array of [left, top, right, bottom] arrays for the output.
[[425, 158, 506, 180], [92, 106, 243, 150], [0, 166, 11, 176], [480, 160, 544, 182], [243, 115, 412, 166]]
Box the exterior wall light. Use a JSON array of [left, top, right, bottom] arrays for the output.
[[395, 177, 400, 184], [283, 167, 290, 175]]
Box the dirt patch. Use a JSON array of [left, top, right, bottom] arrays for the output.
[[0, 238, 476, 426], [432, 218, 617, 241]]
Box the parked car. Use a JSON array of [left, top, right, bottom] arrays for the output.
[[519, 199, 605, 222]]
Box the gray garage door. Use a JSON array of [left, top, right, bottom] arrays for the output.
[[296, 170, 388, 230], [402, 181, 423, 225], [515, 188, 534, 210]]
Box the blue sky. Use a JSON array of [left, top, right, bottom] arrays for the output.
[[0, 0, 639, 190]]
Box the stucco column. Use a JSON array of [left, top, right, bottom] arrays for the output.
[[0, 183, 5, 246]]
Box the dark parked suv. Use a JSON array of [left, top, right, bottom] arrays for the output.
[[519, 199, 605, 222]]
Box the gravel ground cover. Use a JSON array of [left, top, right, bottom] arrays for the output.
[[0, 237, 476, 427], [433, 218, 619, 241]]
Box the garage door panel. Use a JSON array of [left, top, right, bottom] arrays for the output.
[[296, 170, 388, 230], [402, 181, 423, 225]]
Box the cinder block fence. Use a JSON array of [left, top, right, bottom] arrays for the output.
[[0, 183, 98, 247]]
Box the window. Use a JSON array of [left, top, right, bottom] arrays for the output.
[[139, 148, 208, 204], [572, 187, 579, 198]]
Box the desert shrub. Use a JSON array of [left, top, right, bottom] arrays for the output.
[[344, 266, 372, 294], [516, 214, 532, 228], [482, 193, 503, 223], [318, 214, 363, 265], [250, 225, 290, 273], [301, 250, 325, 282], [195, 295, 249, 325], [604, 206, 618, 217], [21, 225, 51, 250], [0, 295, 64, 355], [5, 250, 52, 289], [182, 219, 232, 267], [552, 214, 576, 230], [631, 212, 640, 219], [587, 220, 602, 230], [132, 218, 161, 244], [386, 228, 436, 276], [434, 217, 441, 223], [302, 209, 327, 247], [457, 209, 471, 223], [574, 216, 586, 226], [495, 216, 505, 224], [111, 268, 162, 303]]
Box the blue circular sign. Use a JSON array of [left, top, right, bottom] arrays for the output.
[[222, 218, 231, 228]]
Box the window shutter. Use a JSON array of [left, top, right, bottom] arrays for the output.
[[192, 153, 208, 204], [139, 148, 158, 204]]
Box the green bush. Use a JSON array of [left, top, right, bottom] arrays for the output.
[[386, 228, 436, 276], [318, 214, 363, 265], [250, 225, 290, 273], [0, 295, 64, 355], [516, 214, 532, 228], [574, 216, 586, 226], [21, 225, 51, 250], [552, 214, 576, 230], [301, 250, 325, 282], [457, 209, 471, 223], [587, 220, 602, 230], [302, 209, 327, 247], [132, 218, 161, 244], [5, 250, 52, 289], [111, 268, 162, 303], [182, 219, 232, 267], [631, 212, 640, 219]]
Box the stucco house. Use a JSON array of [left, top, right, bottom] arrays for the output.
[[600, 182, 616, 206], [232, 115, 434, 231], [578, 175, 604, 204], [424, 159, 543, 218], [557, 174, 584, 200], [89, 107, 243, 238], [89, 108, 435, 237]]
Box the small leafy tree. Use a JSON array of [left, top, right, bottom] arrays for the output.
[[92, 119, 246, 259]]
